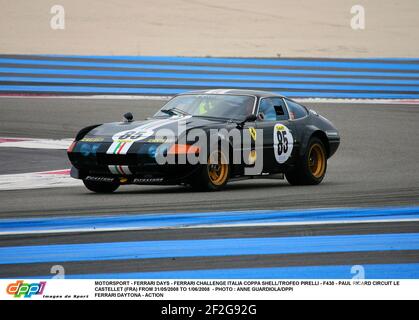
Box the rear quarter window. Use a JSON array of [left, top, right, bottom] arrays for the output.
[[286, 99, 309, 119]]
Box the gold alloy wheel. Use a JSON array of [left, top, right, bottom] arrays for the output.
[[207, 151, 229, 186], [308, 143, 326, 178]]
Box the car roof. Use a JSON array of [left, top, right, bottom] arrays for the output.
[[177, 89, 285, 99]]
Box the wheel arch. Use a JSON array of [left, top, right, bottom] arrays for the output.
[[310, 130, 330, 158], [75, 124, 102, 141]]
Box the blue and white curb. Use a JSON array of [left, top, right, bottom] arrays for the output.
[[1, 206, 419, 235], [1, 55, 419, 99]]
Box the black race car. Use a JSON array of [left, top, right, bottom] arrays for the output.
[[67, 89, 340, 192]]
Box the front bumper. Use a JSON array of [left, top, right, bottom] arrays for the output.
[[70, 165, 200, 185], [68, 141, 201, 185]]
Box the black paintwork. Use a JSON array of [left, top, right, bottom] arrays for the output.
[[67, 90, 340, 185]]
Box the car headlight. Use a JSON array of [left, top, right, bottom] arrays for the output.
[[79, 143, 100, 156], [147, 144, 158, 158], [80, 143, 91, 157]]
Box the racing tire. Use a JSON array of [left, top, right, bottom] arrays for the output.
[[285, 137, 327, 185], [83, 179, 120, 193], [190, 149, 230, 191]]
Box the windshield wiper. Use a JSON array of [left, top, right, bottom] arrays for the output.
[[161, 108, 190, 116], [194, 114, 238, 122]]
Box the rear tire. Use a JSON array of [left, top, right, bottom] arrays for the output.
[[286, 137, 327, 185], [83, 180, 120, 193]]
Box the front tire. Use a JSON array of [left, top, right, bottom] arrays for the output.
[[83, 179, 120, 193], [286, 137, 327, 185], [190, 149, 230, 191]]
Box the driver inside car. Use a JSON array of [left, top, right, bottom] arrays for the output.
[[198, 97, 215, 115], [258, 99, 276, 121]]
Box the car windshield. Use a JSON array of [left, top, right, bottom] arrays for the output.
[[154, 94, 256, 121]]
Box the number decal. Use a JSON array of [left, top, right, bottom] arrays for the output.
[[276, 130, 289, 156], [117, 131, 135, 140], [114, 129, 154, 142], [273, 124, 293, 164]]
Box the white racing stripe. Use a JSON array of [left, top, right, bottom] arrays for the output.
[[108, 166, 120, 175], [105, 116, 191, 175], [205, 89, 233, 94], [119, 142, 133, 154], [107, 116, 191, 155], [108, 165, 132, 175], [1, 217, 418, 236], [0, 169, 81, 191]]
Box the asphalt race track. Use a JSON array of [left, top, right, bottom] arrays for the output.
[[1, 97, 419, 215], [0, 97, 419, 278]]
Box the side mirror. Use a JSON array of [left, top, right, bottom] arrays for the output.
[[123, 112, 133, 122], [244, 114, 257, 122], [237, 114, 257, 128]]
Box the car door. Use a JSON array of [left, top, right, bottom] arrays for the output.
[[255, 97, 298, 172]]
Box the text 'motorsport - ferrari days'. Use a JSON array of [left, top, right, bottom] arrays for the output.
[[67, 89, 340, 192]]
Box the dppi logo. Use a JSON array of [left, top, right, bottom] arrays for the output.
[[6, 280, 46, 298]]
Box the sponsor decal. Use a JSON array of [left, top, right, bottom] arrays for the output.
[[145, 138, 172, 144], [80, 137, 104, 142], [273, 123, 294, 164], [133, 177, 164, 184], [6, 280, 46, 298], [85, 176, 116, 183]]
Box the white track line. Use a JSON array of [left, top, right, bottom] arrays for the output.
[[0, 95, 172, 101], [0, 138, 72, 150], [298, 98, 419, 105], [1, 217, 418, 236], [0, 169, 81, 191], [0, 95, 418, 105]]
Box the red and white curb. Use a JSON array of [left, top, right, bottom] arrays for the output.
[[0, 169, 82, 191], [0, 137, 72, 150]]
